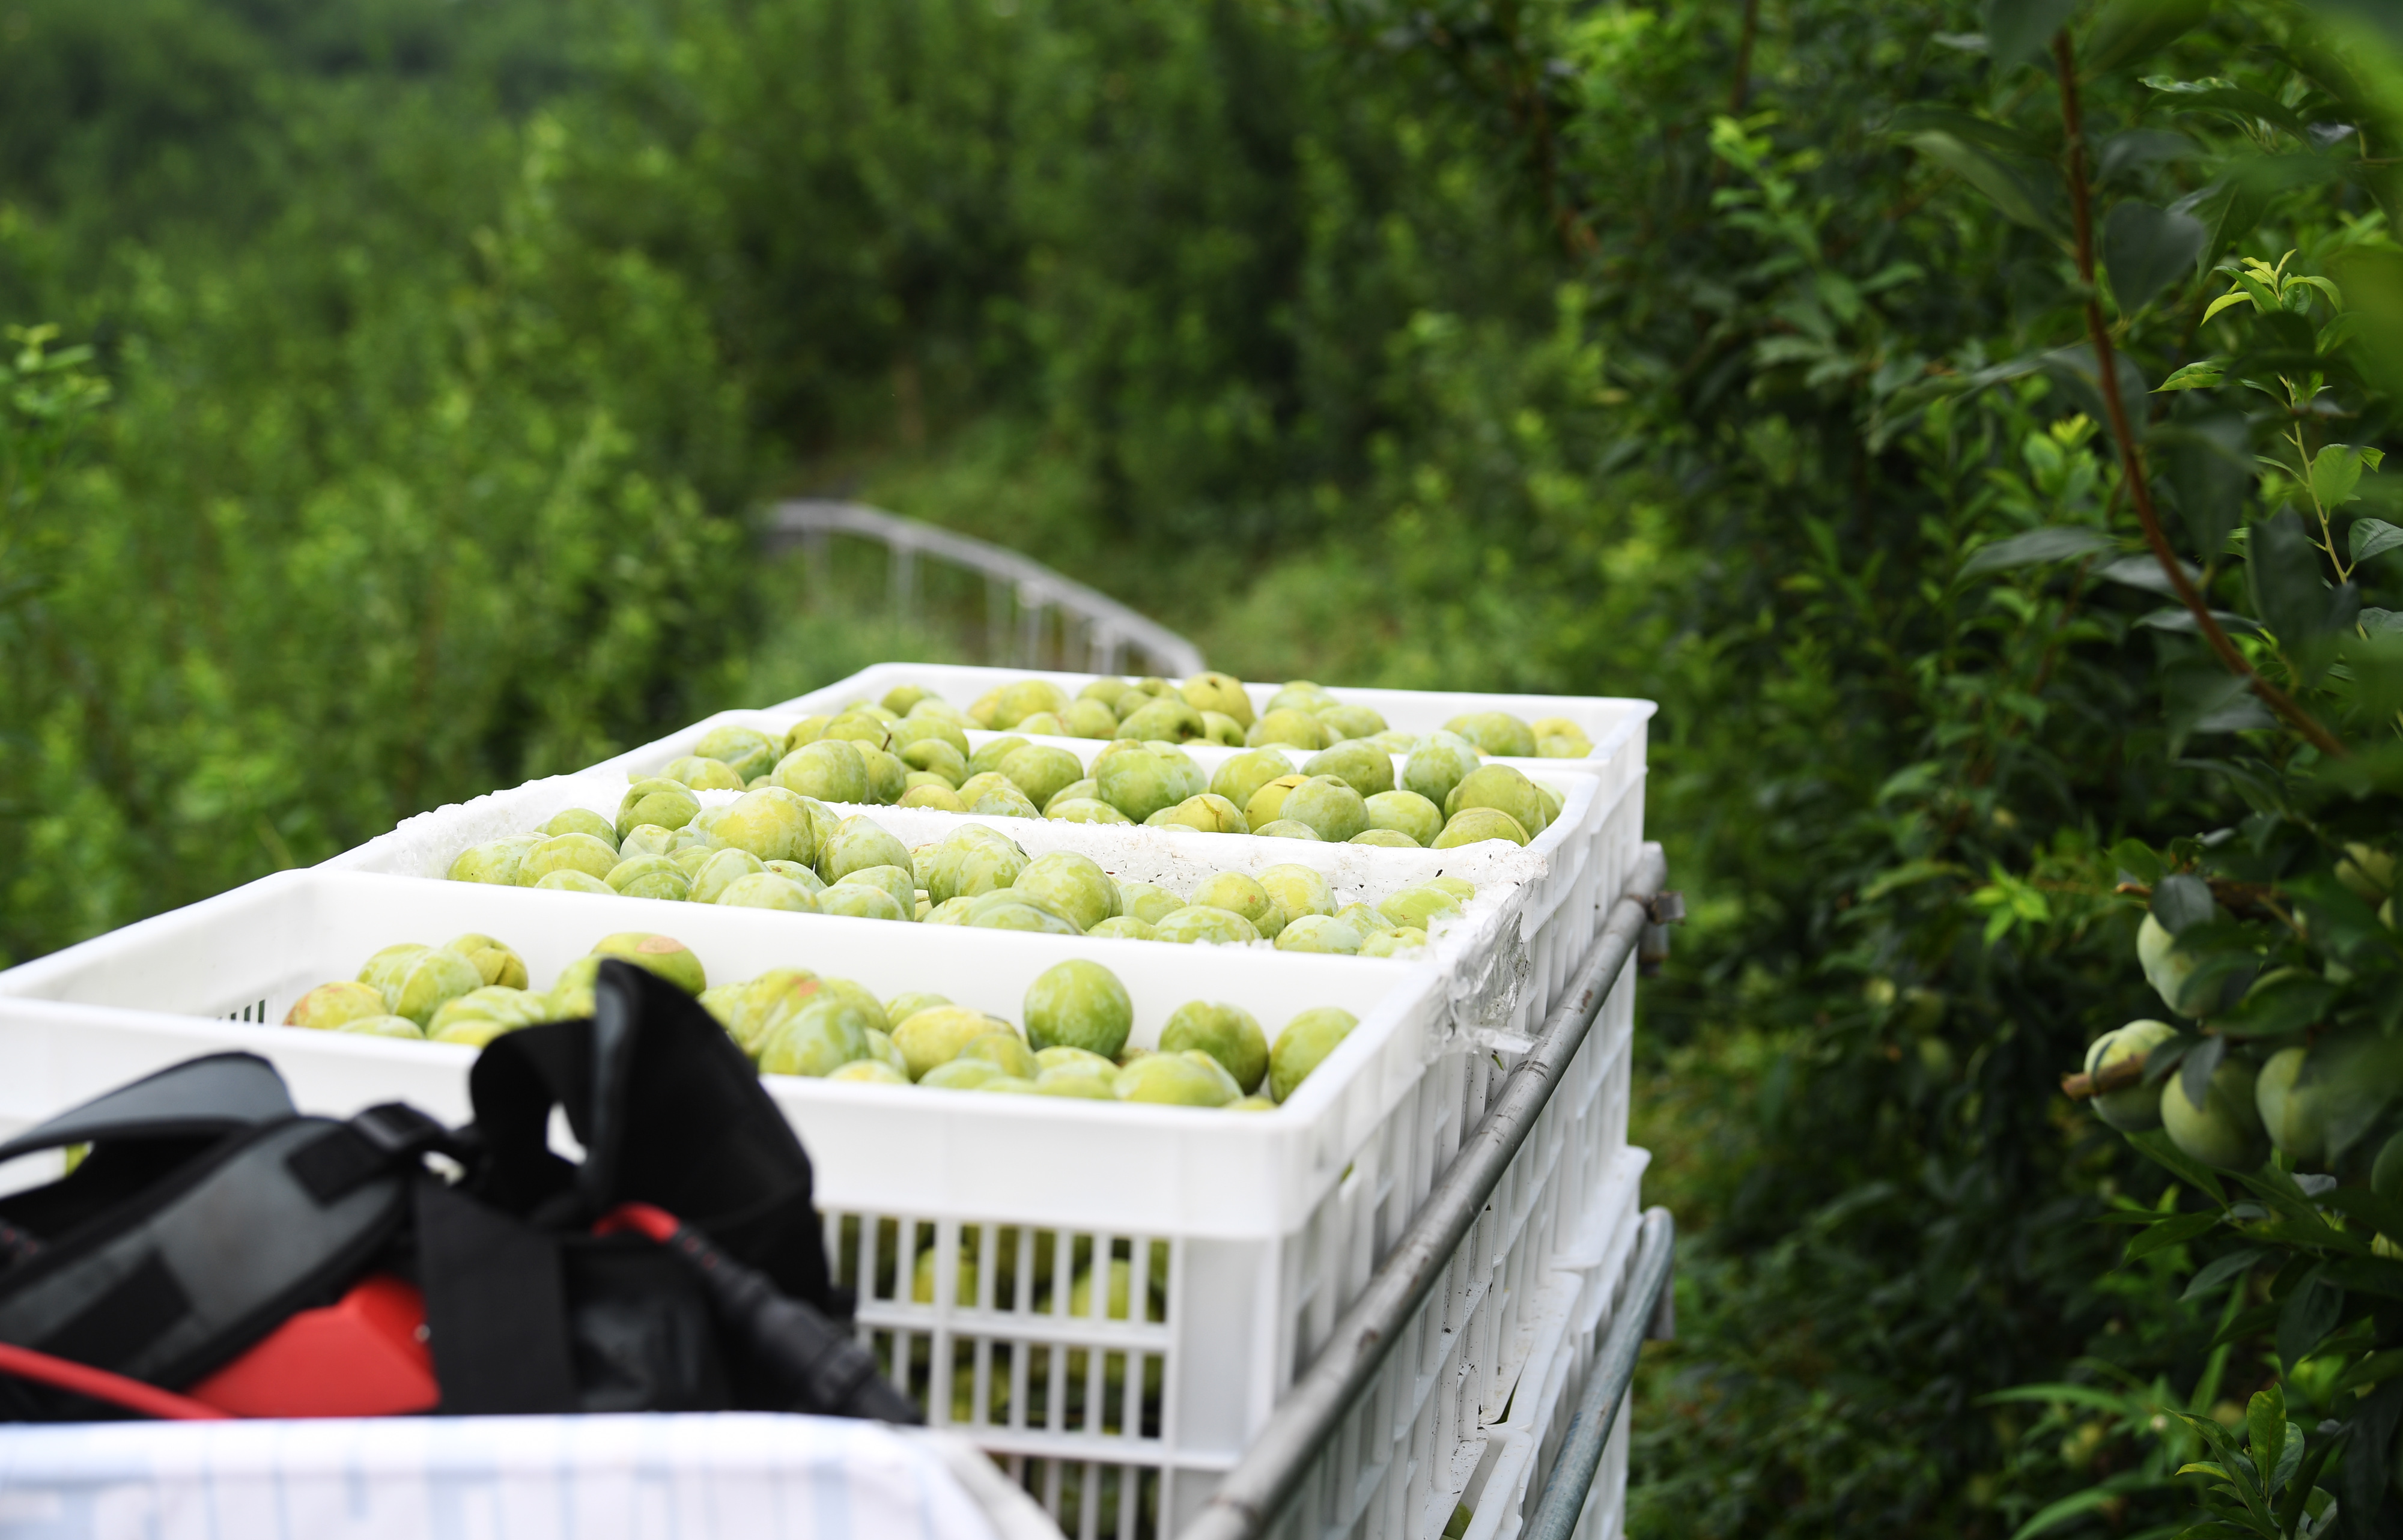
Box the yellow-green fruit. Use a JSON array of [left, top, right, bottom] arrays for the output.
[[1120, 696, 1206, 742], [616, 778, 700, 842], [1063, 700, 1120, 739], [285, 981, 389, 1031], [1189, 873, 1284, 938], [1317, 703, 1388, 743], [1179, 671, 1255, 728], [2136, 914, 2202, 1017], [960, 1030, 1042, 1079], [1153, 906, 1263, 946], [857, 745, 908, 804], [605, 855, 691, 902], [831, 864, 916, 917], [2082, 1019, 2175, 1132], [690, 847, 768, 905], [1036, 1069, 1118, 1099], [1196, 711, 1244, 747], [1276, 916, 1364, 956], [830, 1059, 908, 1085], [430, 1017, 517, 1048], [899, 739, 968, 787], [1096, 751, 1189, 823], [2254, 1046, 2333, 1165], [618, 825, 677, 860], [589, 933, 706, 995], [1024, 959, 1135, 1058], [817, 816, 912, 885], [1425, 876, 1476, 903], [1369, 731, 1421, 756], [449, 835, 542, 885], [965, 781, 1042, 819], [1363, 790, 1444, 847], [715, 873, 819, 911], [387, 948, 484, 1029], [814, 711, 886, 751], [997, 745, 1084, 810], [1351, 829, 1419, 847], [760, 997, 874, 1078], [1087, 915, 1157, 940], [1445, 765, 1551, 837], [1442, 712, 1539, 758], [764, 859, 824, 891], [1147, 793, 1250, 835], [1269, 1008, 1359, 1103], [1378, 886, 1463, 930], [692, 725, 779, 781], [1160, 1001, 1268, 1093], [427, 986, 544, 1038], [1338, 902, 1397, 936], [1243, 774, 1311, 829], [861, 1028, 908, 1075], [1247, 709, 1324, 752], [922, 1058, 1005, 1091], [1360, 929, 1426, 958], [732, 970, 824, 1053], [663, 755, 746, 791], [881, 684, 935, 717], [1279, 777, 1370, 843], [1254, 820, 1322, 840], [535, 870, 615, 895], [1265, 681, 1335, 714], [357, 943, 428, 999], [709, 788, 818, 865], [892, 714, 972, 759], [989, 679, 1071, 730], [1435, 808, 1531, 848], [895, 1007, 1010, 1080], [782, 716, 831, 752], [973, 1075, 1040, 1095], [815, 884, 906, 921], [541, 807, 619, 846], [340, 1015, 425, 1040], [1304, 741, 1395, 799], [669, 843, 717, 878], [1048, 797, 1133, 825], [1530, 716, 1591, 751], [1230, 1096, 1277, 1112], [520, 832, 621, 887], [774, 739, 870, 804], [1119, 882, 1184, 926], [1116, 1051, 1241, 1107], [444, 933, 530, 990], [547, 957, 603, 1020], [1015, 851, 1122, 932], [1403, 733, 1481, 805], [2161, 1058, 2267, 1171], [899, 769, 951, 797], [901, 783, 967, 811], [1037, 1046, 1118, 1076], [1256, 864, 1336, 930], [923, 827, 1031, 903], [1206, 750, 1294, 814]]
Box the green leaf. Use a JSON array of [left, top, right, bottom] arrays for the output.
[[2085, 0, 2213, 73], [2104, 202, 2209, 312], [2126, 1210, 2222, 1263], [2152, 411, 2251, 556], [2154, 359, 2226, 392], [2331, 1348, 2403, 1395], [1984, 0, 2080, 69], [2321, 1258, 2403, 1302], [1908, 132, 2065, 236], [2315, 1186, 2403, 1247], [2351, 517, 2403, 564], [2180, 1247, 2265, 1302], [2152, 872, 2216, 935], [2248, 508, 2358, 681], [2294, 1028, 2403, 1160], [1961, 526, 2117, 575], [2310, 444, 2366, 511], [2005, 1473, 2172, 1540], [2135, 606, 2264, 635], [2246, 1385, 2288, 1490], [2276, 1273, 2342, 1374], [2145, 79, 2312, 141]]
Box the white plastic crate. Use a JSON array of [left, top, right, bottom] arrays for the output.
[[324, 762, 1624, 1049], [0, 870, 1636, 1537]]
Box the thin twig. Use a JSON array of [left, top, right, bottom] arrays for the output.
[[2050, 31, 2348, 759]]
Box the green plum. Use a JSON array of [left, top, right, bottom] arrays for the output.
[[1119, 882, 1184, 926], [1350, 829, 1419, 847], [1444, 764, 1550, 836], [1097, 748, 1189, 823], [1378, 885, 1464, 930], [764, 859, 825, 891], [1266, 681, 1338, 714], [1529, 717, 1593, 756], [341, 1015, 427, 1040], [732, 970, 825, 1052], [973, 1076, 1041, 1094], [1316, 703, 1388, 742], [894, 1005, 1012, 1079], [1269, 1007, 1358, 1102], [881, 684, 935, 717], [1035, 1069, 1118, 1099], [1159, 1001, 1268, 1093], [616, 778, 700, 841], [386, 947, 484, 1029], [520, 832, 621, 886], [1247, 709, 1323, 752], [285, 980, 390, 1030], [1063, 699, 1120, 739], [663, 755, 745, 791], [965, 780, 1042, 819], [1147, 794, 1249, 835], [1244, 774, 1308, 828], [1015, 851, 1122, 932], [1304, 741, 1394, 799], [774, 739, 870, 804], [922, 1059, 1005, 1091], [1256, 864, 1335, 929], [541, 807, 619, 846], [964, 893, 1081, 935], [1189, 872, 1283, 938], [1442, 711, 1539, 757], [1275, 916, 1364, 955], [990, 679, 1071, 730], [444, 933, 529, 989], [1402, 732, 1481, 805], [1086, 915, 1157, 940], [1337, 901, 1397, 935], [761, 996, 875, 1078], [1209, 748, 1297, 813], [857, 745, 908, 804], [1024, 959, 1134, 1057], [861, 1027, 909, 1075], [693, 724, 779, 781], [1117, 1051, 1241, 1108], [669, 844, 716, 878], [1120, 696, 1206, 742], [1037, 1046, 1119, 1076], [925, 826, 1031, 903], [547, 956, 604, 1019], [589, 932, 706, 994], [1230, 1096, 1277, 1112], [890, 715, 971, 759], [1279, 777, 1370, 843], [2137, 914, 2203, 1017], [959, 1029, 1041, 1079], [1016, 711, 1066, 736], [817, 816, 913, 884], [782, 716, 831, 753], [901, 783, 967, 811], [1049, 797, 1132, 825], [715, 873, 819, 911], [1254, 820, 1322, 840], [899, 738, 968, 786], [1434, 808, 1530, 848], [1179, 670, 1256, 729], [818, 711, 890, 751], [1152, 906, 1262, 946], [886, 992, 950, 1026], [1200, 712, 1247, 747], [535, 870, 615, 895], [1363, 790, 1444, 847], [2162, 1058, 2267, 1171], [999, 745, 1086, 810], [1045, 777, 1100, 811], [449, 834, 542, 885], [2255, 1046, 2336, 1165], [831, 863, 916, 915], [1425, 876, 1475, 902], [830, 1060, 910, 1085], [427, 986, 544, 1039], [965, 736, 1030, 778], [1360, 929, 1426, 958], [2083, 1020, 2176, 1132], [817, 884, 910, 921], [618, 824, 678, 860], [605, 855, 693, 902]]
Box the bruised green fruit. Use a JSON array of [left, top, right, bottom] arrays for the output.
[[520, 832, 621, 887], [1280, 777, 1370, 843], [1153, 906, 1262, 946], [774, 739, 870, 804], [1244, 774, 1309, 829], [2083, 1019, 2176, 1132], [1443, 712, 1538, 758], [1024, 959, 1135, 1058], [541, 808, 619, 846], [1015, 851, 1121, 932], [857, 745, 908, 804], [817, 816, 912, 885], [960, 1029, 1041, 1080], [1435, 808, 1530, 848], [449, 835, 541, 885], [832, 864, 916, 916], [1276, 916, 1364, 956], [618, 825, 677, 861], [342, 1014, 426, 1040], [663, 755, 745, 791], [1119, 882, 1184, 926], [2162, 1058, 2267, 1171], [616, 778, 700, 841], [1097, 749, 1188, 823], [1305, 742, 1394, 798], [693, 725, 779, 781], [998, 745, 1084, 810], [1189, 872, 1284, 938], [1209, 750, 1296, 814], [1316, 703, 1388, 743], [1160, 1001, 1268, 1093], [1116, 1051, 1241, 1107], [816, 884, 909, 921], [895, 1006, 1010, 1079], [286, 981, 389, 1031], [535, 870, 615, 895], [590, 932, 706, 995], [1180, 670, 1255, 727], [830, 1059, 909, 1085], [1149, 794, 1249, 835], [444, 933, 529, 990], [760, 997, 873, 1078], [1270, 1007, 1358, 1102], [715, 873, 819, 911], [387, 948, 484, 1029], [1247, 709, 1323, 752], [1063, 699, 1120, 739], [1445, 765, 1551, 837], [1255, 864, 1336, 930], [1360, 929, 1425, 958], [1403, 733, 1481, 805], [2255, 1046, 2335, 1164], [1364, 790, 1444, 847], [1256, 820, 1321, 840], [606, 855, 691, 902], [1379, 886, 1464, 930], [2137, 914, 2203, 1017]]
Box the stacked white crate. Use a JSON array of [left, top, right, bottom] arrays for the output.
[[0, 665, 1655, 1540]]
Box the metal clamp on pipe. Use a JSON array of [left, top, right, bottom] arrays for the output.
[[1180, 844, 1671, 1540]]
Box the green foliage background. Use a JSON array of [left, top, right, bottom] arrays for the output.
[[5, 0, 2403, 1534]]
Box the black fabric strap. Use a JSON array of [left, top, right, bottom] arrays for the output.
[[415, 1182, 578, 1414]]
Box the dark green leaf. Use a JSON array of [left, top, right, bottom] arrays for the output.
[[2277, 1273, 2342, 1374], [2086, 0, 2213, 74], [2171, 178, 2265, 270], [2154, 411, 2252, 556], [2211, 1300, 2279, 1349], [2103, 202, 2209, 312], [2297, 1029, 2403, 1160], [2145, 79, 2312, 141], [2098, 553, 2201, 595], [2322, 1258, 2403, 1303], [2316, 1187, 2403, 1246], [2179, 1030, 2227, 1110], [2341, 1380, 2403, 1523], [2126, 1209, 2223, 1263], [1888, 106, 2051, 162], [2332, 1348, 2403, 1395], [1909, 132, 2065, 235], [2136, 606, 2264, 634], [2247, 1383, 2288, 1482], [2181, 1247, 2265, 1300], [2040, 344, 2152, 428], [2248, 509, 2357, 681], [1985, 0, 2080, 69], [2099, 128, 2201, 183], [2217, 971, 2341, 1035], [2153, 872, 2217, 934], [2111, 838, 2166, 884], [1962, 526, 2117, 575], [2353, 518, 2403, 564]]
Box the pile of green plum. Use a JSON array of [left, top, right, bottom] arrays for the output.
[[282, 933, 1358, 1108], [449, 784, 1481, 956]]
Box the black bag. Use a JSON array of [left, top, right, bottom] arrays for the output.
[[0, 960, 917, 1425]]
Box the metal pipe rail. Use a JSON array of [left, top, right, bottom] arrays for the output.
[[762, 500, 1206, 678], [1181, 846, 1675, 1540]]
